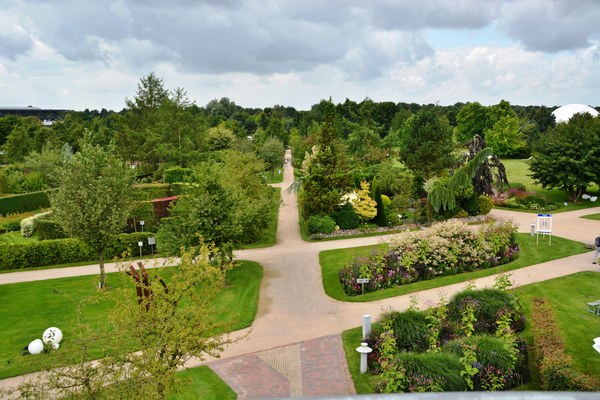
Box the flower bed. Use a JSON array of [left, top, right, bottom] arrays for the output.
[[338, 220, 518, 296]]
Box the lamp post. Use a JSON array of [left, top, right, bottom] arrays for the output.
[[356, 342, 372, 374]]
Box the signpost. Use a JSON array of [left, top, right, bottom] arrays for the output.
[[536, 213, 552, 245], [357, 278, 369, 295]]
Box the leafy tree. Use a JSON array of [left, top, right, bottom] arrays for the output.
[[6, 244, 239, 399], [125, 72, 169, 113], [484, 114, 527, 157], [157, 152, 275, 257], [301, 101, 352, 217], [529, 113, 600, 201], [398, 108, 455, 179], [454, 102, 489, 144], [51, 134, 134, 288], [259, 137, 284, 177]]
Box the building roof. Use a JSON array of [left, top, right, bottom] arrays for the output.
[[552, 104, 599, 123]]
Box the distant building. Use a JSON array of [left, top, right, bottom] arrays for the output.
[[551, 104, 599, 123], [0, 106, 67, 122]]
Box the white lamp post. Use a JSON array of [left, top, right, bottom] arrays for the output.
[[356, 342, 372, 374]]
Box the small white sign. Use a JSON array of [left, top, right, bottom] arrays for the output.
[[357, 278, 369, 284]]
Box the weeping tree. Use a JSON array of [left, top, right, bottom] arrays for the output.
[[427, 147, 493, 213], [463, 134, 509, 196]]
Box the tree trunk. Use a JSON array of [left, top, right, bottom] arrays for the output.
[[98, 251, 106, 289]]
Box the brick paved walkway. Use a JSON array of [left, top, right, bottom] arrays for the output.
[[209, 334, 355, 399]]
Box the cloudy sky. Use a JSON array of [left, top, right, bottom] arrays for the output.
[[1, 0, 599, 111]]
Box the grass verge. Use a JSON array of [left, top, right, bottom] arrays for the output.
[[169, 365, 236, 400], [321, 233, 588, 302], [0, 260, 262, 379]]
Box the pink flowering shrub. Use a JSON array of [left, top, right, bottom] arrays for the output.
[[339, 220, 518, 296]]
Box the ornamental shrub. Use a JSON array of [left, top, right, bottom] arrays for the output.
[[386, 310, 430, 353], [446, 288, 524, 334], [338, 220, 518, 295], [20, 211, 52, 237], [2, 220, 21, 232], [477, 195, 494, 215], [331, 204, 360, 230], [306, 214, 337, 235], [395, 352, 467, 392]]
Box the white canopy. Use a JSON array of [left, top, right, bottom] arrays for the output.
[[552, 104, 599, 123]]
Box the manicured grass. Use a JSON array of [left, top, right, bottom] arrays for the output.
[[581, 213, 600, 221], [502, 159, 599, 213], [514, 271, 600, 384], [0, 260, 262, 379], [0, 209, 49, 225], [263, 168, 284, 184], [0, 231, 39, 244], [321, 233, 588, 302], [169, 366, 236, 400]]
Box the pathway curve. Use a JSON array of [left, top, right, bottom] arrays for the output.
[[2, 150, 600, 398]]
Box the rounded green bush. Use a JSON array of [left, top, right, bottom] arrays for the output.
[[330, 204, 360, 230], [477, 195, 494, 215], [306, 214, 337, 235], [386, 310, 430, 353], [381, 194, 392, 207]]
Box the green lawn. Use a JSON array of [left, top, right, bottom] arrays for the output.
[[0, 231, 39, 244], [0, 260, 262, 379], [169, 366, 236, 400], [342, 271, 600, 394], [502, 159, 599, 212], [581, 213, 600, 221], [321, 233, 588, 302]]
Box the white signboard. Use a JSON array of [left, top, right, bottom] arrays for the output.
[[357, 278, 369, 284], [536, 213, 552, 245]]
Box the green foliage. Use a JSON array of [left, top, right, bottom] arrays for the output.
[[353, 181, 377, 222], [330, 204, 360, 230], [398, 108, 455, 178], [484, 115, 527, 157], [132, 183, 172, 201], [377, 319, 407, 393], [446, 288, 523, 335], [531, 298, 600, 391], [0, 232, 154, 270], [51, 134, 134, 288], [157, 152, 276, 257], [306, 214, 337, 235], [395, 352, 466, 392], [477, 195, 494, 215], [0, 190, 51, 215], [126, 201, 157, 233], [529, 113, 600, 201], [427, 148, 493, 212], [455, 102, 489, 144], [258, 137, 285, 177], [163, 167, 193, 184], [384, 310, 430, 353], [36, 218, 67, 240]]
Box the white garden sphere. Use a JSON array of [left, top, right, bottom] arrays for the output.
[[28, 339, 44, 355], [51, 343, 60, 350], [42, 327, 63, 345]]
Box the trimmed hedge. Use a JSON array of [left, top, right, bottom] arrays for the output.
[[35, 219, 67, 240], [531, 298, 600, 391], [132, 183, 172, 201], [0, 232, 155, 271], [163, 167, 193, 183], [331, 204, 360, 230], [0, 191, 51, 215], [307, 214, 336, 235]]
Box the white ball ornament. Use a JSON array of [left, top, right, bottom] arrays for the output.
[[28, 339, 44, 355], [42, 327, 63, 345], [52, 343, 60, 350]]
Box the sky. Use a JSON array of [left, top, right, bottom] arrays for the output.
[[1, 0, 599, 111]]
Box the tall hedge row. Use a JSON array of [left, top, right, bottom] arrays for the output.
[[0, 191, 51, 215], [0, 232, 155, 270], [132, 183, 172, 201]]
